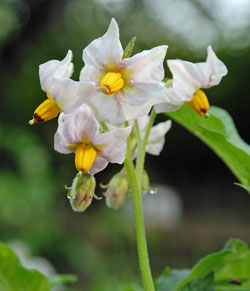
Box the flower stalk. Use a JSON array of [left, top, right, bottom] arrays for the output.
[[124, 125, 155, 291]]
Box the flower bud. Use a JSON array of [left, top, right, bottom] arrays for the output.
[[67, 172, 96, 212], [103, 170, 129, 209]]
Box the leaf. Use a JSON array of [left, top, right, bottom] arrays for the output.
[[177, 239, 249, 289], [122, 36, 136, 59], [157, 267, 191, 291], [157, 239, 250, 291], [0, 242, 50, 291], [166, 104, 250, 187], [235, 183, 250, 194]]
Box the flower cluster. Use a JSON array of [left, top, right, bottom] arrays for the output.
[[29, 19, 227, 211]]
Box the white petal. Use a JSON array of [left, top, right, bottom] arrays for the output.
[[39, 50, 73, 91], [155, 87, 184, 113], [121, 101, 152, 121], [54, 104, 100, 153], [87, 90, 127, 126], [155, 101, 183, 113], [47, 77, 95, 113], [79, 65, 100, 83], [123, 81, 169, 106], [167, 46, 227, 99], [122, 46, 168, 82], [93, 127, 132, 163], [147, 120, 171, 155], [204, 45, 228, 87], [89, 158, 108, 175], [54, 130, 74, 154], [137, 115, 150, 131], [82, 18, 123, 69], [167, 59, 200, 100]]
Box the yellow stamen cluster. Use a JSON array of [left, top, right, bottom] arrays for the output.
[[188, 89, 210, 117], [100, 72, 124, 95], [75, 144, 97, 173], [30, 99, 60, 124]]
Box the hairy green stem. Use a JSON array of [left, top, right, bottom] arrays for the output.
[[136, 108, 156, 189], [124, 135, 155, 291]]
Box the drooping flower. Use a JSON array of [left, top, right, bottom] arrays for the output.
[[29, 50, 94, 124], [80, 18, 169, 125], [133, 115, 172, 156], [156, 46, 228, 116], [54, 104, 132, 175]]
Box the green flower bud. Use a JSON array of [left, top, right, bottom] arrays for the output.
[[103, 170, 129, 209], [67, 172, 96, 212]]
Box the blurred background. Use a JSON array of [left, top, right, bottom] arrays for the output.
[[1, 0, 250, 290]]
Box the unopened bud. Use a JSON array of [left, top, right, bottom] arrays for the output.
[[102, 170, 129, 209], [67, 172, 96, 212]]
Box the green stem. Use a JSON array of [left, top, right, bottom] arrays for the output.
[[134, 119, 141, 144], [124, 136, 155, 291], [136, 108, 156, 189]]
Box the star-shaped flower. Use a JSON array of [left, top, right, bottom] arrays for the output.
[[54, 104, 132, 175], [29, 50, 94, 124], [156, 46, 228, 116], [80, 19, 168, 125]]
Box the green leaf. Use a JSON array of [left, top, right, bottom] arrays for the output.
[[157, 239, 250, 291], [235, 183, 250, 194], [122, 36, 136, 59], [166, 104, 250, 187], [157, 267, 191, 291], [177, 239, 249, 289], [0, 242, 50, 291]]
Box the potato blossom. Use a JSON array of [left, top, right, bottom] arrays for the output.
[[29, 50, 94, 124], [80, 18, 170, 125], [156, 46, 228, 116], [54, 104, 132, 175]]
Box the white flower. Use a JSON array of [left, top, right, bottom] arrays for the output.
[[80, 18, 168, 125], [54, 104, 132, 175], [155, 46, 228, 116], [133, 115, 171, 156], [30, 50, 94, 124]]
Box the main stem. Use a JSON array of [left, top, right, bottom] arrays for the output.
[[124, 133, 155, 291]]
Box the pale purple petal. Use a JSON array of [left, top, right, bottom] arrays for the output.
[[82, 18, 123, 69], [122, 46, 168, 82], [39, 50, 73, 91], [89, 158, 108, 175], [54, 104, 100, 153], [93, 127, 132, 163]]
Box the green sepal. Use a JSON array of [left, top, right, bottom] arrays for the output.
[[122, 36, 136, 59]]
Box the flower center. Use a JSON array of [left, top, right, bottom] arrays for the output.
[[99, 72, 124, 95], [188, 89, 209, 117], [30, 99, 60, 124], [75, 144, 97, 173]]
